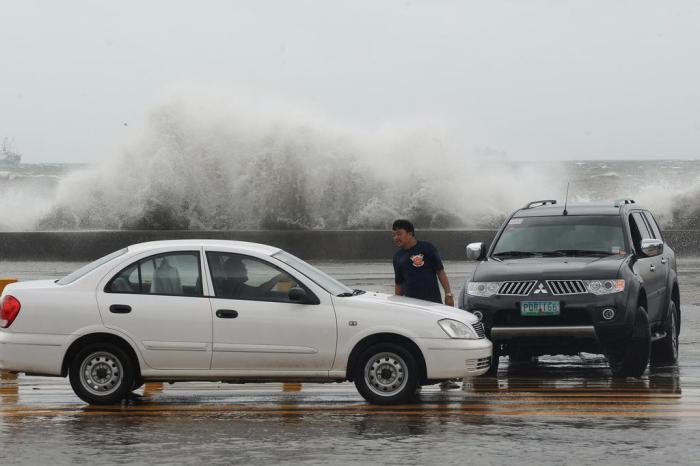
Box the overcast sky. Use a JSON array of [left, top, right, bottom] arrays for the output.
[[2, 0, 700, 163]]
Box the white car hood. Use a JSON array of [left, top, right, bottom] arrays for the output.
[[349, 292, 478, 324]]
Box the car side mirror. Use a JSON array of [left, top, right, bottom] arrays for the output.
[[639, 238, 664, 258], [466, 242, 486, 261], [289, 287, 315, 304]]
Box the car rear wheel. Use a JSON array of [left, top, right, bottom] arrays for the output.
[[650, 301, 679, 367], [353, 343, 419, 404], [69, 343, 135, 404], [606, 305, 650, 378]]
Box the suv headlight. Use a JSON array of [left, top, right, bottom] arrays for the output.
[[467, 281, 502, 297], [583, 279, 625, 295], [438, 319, 478, 339]]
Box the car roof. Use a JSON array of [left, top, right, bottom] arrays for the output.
[[126, 239, 282, 256], [513, 203, 646, 217]]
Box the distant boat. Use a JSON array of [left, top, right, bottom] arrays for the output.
[[0, 138, 21, 167]]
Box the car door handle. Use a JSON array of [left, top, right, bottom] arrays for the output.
[[661, 257, 668, 264], [109, 304, 132, 314], [216, 309, 239, 319], [650, 264, 656, 272]]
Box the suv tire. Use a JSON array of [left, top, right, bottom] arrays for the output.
[[650, 301, 679, 367], [69, 343, 135, 404], [353, 343, 419, 404], [606, 305, 651, 378]]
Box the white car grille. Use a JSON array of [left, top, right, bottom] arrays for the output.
[[465, 357, 491, 372]]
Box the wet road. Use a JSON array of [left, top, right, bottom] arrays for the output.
[[2, 259, 700, 465]]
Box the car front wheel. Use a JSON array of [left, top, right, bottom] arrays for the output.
[[650, 301, 680, 367], [606, 305, 651, 378], [69, 343, 135, 404], [353, 343, 419, 404]]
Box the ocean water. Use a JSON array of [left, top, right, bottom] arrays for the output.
[[2, 159, 699, 231]]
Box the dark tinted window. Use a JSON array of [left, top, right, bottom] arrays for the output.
[[493, 215, 627, 256], [643, 212, 664, 240], [107, 252, 203, 297], [207, 252, 302, 302], [631, 212, 653, 239]]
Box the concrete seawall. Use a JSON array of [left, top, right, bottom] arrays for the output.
[[1, 230, 698, 261]]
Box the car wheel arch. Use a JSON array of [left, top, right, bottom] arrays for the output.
[[345, 333, 427, 384], [61, 333, 141, 378]]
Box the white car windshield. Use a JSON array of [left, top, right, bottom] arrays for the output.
[[273, 251, 354, 296], [57, 248, 128, 285]]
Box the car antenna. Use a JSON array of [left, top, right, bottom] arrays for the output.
[[563, 181, 570, 216]]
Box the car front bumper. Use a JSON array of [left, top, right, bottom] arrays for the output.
[[417, 337, 493, 379]]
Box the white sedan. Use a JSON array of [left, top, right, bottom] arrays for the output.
[[0, 240, 492, 404]]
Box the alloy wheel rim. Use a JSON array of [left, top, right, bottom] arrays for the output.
[[364, 352, 408, 397], [79, 351, 124, 397], [671, 311, 678, 359]]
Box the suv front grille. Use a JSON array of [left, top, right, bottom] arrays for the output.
[[498, 281, 536, 296], [472, 322, 486, 338], [547, 280, 586, 295]]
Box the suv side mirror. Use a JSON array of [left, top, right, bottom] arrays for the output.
[[288, 287, 316, 304], [466, 242, 486, 261], [639, 238, 664, 258]]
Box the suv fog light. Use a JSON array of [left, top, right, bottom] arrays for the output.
[[472, 310, 483, 322], [602, 308, 616, 320]]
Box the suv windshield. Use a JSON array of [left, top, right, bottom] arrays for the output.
[[492, 216, 627, 258]]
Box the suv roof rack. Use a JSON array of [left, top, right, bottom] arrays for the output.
[[522, 199, 557, 209], [614, 198, 636, 207]]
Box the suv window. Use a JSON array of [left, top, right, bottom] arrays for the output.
[[643, 211, 664, 241], [107, 252, 203, 297], [207, 252, 302, 302], [492, 215, 627, 257]]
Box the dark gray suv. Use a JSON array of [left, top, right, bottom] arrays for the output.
[[458, 199, 680, 378]]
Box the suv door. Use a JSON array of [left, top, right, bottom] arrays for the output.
[[642, 210, 670, 323], [205, 250, 337, 372], [629, 212, 664, 322], [97, 249, 213, 370]]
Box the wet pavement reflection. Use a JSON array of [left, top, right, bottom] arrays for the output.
[[2, 260, 700, 464]]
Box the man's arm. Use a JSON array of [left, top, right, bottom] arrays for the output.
[[437, 269, 454, 306]]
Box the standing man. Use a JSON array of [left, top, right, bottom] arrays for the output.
[[392, 219, 454, 306]]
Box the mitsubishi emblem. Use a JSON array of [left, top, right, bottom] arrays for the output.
[[533, 282, 549, 294]]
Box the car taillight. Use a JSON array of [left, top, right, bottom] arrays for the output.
[[1, 295, 21, 328]]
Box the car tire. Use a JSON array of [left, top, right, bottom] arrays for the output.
[[69, 343, 135, 404], [606, 305, 651, 378], [353, 343, 419, 404], [650, 301, 680, 367]]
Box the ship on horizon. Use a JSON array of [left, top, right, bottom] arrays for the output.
[[0, 138, 21, 167]]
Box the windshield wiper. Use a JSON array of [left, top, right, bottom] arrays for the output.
[[336, 292, 354, 297], [492, 251, 538, 258], [353, 289, 366, 295], [543, 249, 612, 257]]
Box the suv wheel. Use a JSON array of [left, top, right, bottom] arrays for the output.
[[606, 305, 650, 378], [69, 343, 135, 404], [650, 301, 679, 367], [353, 343, 419, 404]]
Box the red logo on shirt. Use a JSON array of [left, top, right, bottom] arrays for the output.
[[410, 254, 425, 267]]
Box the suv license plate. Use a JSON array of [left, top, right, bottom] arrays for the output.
[[521, 301, 560, 316]]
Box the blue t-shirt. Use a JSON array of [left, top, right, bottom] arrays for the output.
[[393, 240, 444, 303]]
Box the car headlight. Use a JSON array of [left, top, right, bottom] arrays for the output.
[[438, 319, 478, 339], [467, 281, 502, 297], [583, 279, 625, 295]]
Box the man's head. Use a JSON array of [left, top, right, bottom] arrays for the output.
[[392, 219, 417, 249]]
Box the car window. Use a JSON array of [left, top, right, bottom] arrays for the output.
[[58, 248, 128, 285], [206, 252, 302, 303], [631, 212, 652, 239], [106, 252, 203, 297], [643, 212, 664, 241]]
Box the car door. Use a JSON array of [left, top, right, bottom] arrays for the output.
[[642, 210, 670, 323], [629, 212, 664, 321], [97, 249, 213, 370], [205, 250, 337, 372]]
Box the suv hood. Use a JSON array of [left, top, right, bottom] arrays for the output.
[[473, 255, 627, 282]]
